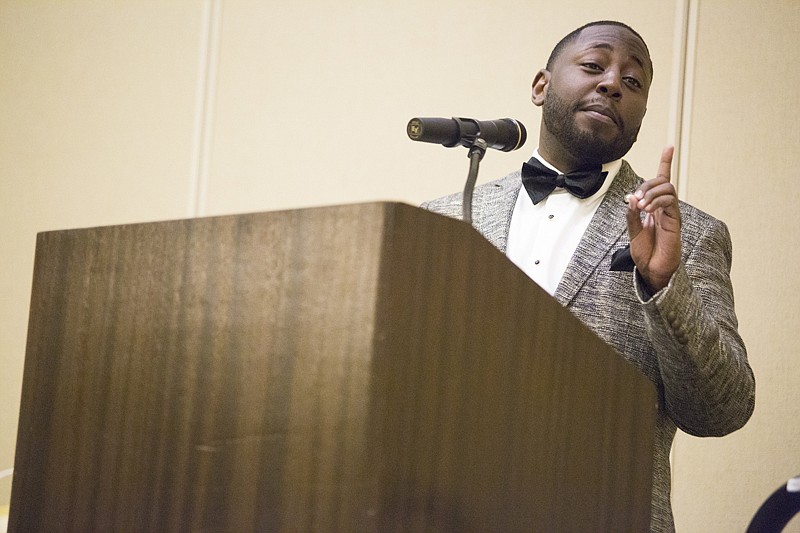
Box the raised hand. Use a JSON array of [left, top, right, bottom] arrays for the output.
[[626, 145, 681, 293]]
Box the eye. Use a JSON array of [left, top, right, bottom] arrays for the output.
[[624, 76, 643, 89], [582, 62, 603, 71]]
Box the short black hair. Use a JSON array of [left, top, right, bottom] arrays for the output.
[[546, 20, 653, 79]]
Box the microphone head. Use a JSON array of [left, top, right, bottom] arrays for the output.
[[493, 118, 527, 152]]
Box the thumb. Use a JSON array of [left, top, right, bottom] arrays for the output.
[[626, 196, 643, 240]]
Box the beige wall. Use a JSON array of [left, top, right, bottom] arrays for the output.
[[1, 1, 797, 531], [671, 2, 800, 531], [0, 0, 206, 516]]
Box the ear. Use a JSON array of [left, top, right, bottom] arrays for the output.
[[532, 69, 550, 107]]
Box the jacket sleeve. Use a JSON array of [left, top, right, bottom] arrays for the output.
[[635, 218, 755, 437]]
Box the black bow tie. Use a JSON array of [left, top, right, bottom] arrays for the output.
[[521, 157, 608, 205]]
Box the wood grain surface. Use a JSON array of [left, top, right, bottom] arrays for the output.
[[10, 203, 655, 532]]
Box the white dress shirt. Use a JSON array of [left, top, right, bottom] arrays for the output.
[[506, 151, 622, 295]]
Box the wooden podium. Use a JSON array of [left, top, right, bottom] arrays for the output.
[[10, 202, 656, 532]]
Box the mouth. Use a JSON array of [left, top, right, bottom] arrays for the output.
[[581, 103, 620, 126]]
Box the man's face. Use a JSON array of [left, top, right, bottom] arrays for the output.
[[533, 25, 652, 168]]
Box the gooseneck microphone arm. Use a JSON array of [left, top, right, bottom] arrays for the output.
[[463, 139, 487, 224], [407, 116, 527, 225]]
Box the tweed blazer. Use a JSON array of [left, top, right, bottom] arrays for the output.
[[422, 160, 755, 533]]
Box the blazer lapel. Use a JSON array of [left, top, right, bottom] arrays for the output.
[[473, 171, 522, 253], [554, 161, 643, 306]]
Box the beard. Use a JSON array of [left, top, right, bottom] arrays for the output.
[[542, 89, 640, 166]]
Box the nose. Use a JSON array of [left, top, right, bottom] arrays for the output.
[[597, 69, 622, 99]]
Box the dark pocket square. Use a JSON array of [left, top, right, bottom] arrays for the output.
[[610, 245, 635, 272]]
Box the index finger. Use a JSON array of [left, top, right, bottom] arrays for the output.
[[657, 145, 675, 182], [634, 145, 676, 201]]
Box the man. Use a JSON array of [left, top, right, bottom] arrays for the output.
[[422, 21, 755, 532]]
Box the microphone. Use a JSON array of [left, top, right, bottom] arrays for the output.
[[407, 116, 526, 152]]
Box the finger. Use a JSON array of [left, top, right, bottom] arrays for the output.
[[643, 193, 679, 213], [626, 197, 644, 239], [634, 145, 675, 200], [637, 182, 677, 210], [657, 145, 675, 182]]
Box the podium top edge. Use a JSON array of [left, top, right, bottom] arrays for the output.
[[35, 201, 432, 237]]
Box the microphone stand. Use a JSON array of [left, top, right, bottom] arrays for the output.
[[462, 138, 487, 224]]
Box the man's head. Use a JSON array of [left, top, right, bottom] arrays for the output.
[[532, 21, 653, 171]]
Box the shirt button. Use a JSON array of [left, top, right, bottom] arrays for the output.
[[534, 260, 540, 265], [548, 214, 554, 219]]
